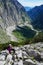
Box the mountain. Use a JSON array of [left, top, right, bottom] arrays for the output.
[[0, 0, 31, 29], [0, 0, 33, 43], [27, 5, 43, 30], [25, 7, 31, 11]]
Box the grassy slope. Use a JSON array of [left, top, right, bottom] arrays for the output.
[[0, 28, 10, 44], [32, 32, 43, 43], [12, 26, 36, 43]]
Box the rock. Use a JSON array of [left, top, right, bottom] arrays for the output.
[[14, 60, 23, 65], [14, 47, 20, 51], [0, 61, 5, 65], [20, 47, 26, 51], [22, 51, 28, 59], [18, 60, 23, 65], [40, 52, 43, 60], [15, 50, 22, 58], [24, 45, 30, 49], [1, 50, 9, 55], [14, 61, 18, 65], [35, 61, 43, 65], [0, 54, 5, 61], [5, 53, 13, 65], [0, 43, 43, 65], [34, 43, 43, 49], [24, 59, 36, 65], [26, 49, 40, 57]]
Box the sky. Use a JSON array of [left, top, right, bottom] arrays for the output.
[[18, 0, 43, 7]]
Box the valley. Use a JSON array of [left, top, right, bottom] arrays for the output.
[[6, 23, 38, 42]]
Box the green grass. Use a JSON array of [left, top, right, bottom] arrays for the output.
[[0, 41, 19, 50], [32, 32, 43, 43], [12, 26, 36, 43], [0, 41, 30, 51], [13, 30, 26, 42]]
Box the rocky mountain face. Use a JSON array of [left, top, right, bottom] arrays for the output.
[[0, 0, 31, 29], [0, 0, 31, 43], [27, 5, 43, 30]]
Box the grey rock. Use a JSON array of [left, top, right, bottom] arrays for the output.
[[24, 59, 36, 65], [40, 52, 43, 60], [0, 54, 5, 61], [0, 43, 43, 65]]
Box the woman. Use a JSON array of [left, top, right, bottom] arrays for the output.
[[7, 44, 15, 54]]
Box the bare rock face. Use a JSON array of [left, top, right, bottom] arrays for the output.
[[0, 0, 31, 29]]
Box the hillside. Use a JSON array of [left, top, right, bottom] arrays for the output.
[[12, 26, 36, 42], [0, 0, 31, 29], [27, 5, 43, 30], [0, 0, 33, 43], [0, 27, 10, 43]]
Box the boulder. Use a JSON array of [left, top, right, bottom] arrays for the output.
[[40, 52, 43, 60], [0, 55, 5, 61], [0, 61, 5, 65], [24, 59, 36, 65]]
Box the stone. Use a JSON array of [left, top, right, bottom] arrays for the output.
[[24, 59, 36, 65], [0, 43, 43, 65], [18, 60, 23, 65], [15, 50, 22, 58], [0, 61, 5, 65], [27, 49, 40, 58], [22, 51, 28, 59], [40, 52, 43, 60], [0, 54, 5, 61]]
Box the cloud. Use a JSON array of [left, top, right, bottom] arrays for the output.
[[18, 0, 43, 7]]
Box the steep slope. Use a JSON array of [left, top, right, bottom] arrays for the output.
[[0, 0, 32, 43], [0, 27, 10, 43], [27, 5, 43, 30], [0, 0, 31, 29]]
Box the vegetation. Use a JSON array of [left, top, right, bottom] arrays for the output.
[[12, 26, 36, 43], [32, 32, 43, 43], [27, 5, 43, 30], [0, 28, 10, 43], [0, 26, 43, 50], [0, 32, 43, 50], [0, 41, 19, 50]]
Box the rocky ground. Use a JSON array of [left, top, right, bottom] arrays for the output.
[[0, 42, 43, 65]]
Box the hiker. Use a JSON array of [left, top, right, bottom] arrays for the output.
[[7, 44, 15, 54], [7, 44, 12, 53]]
